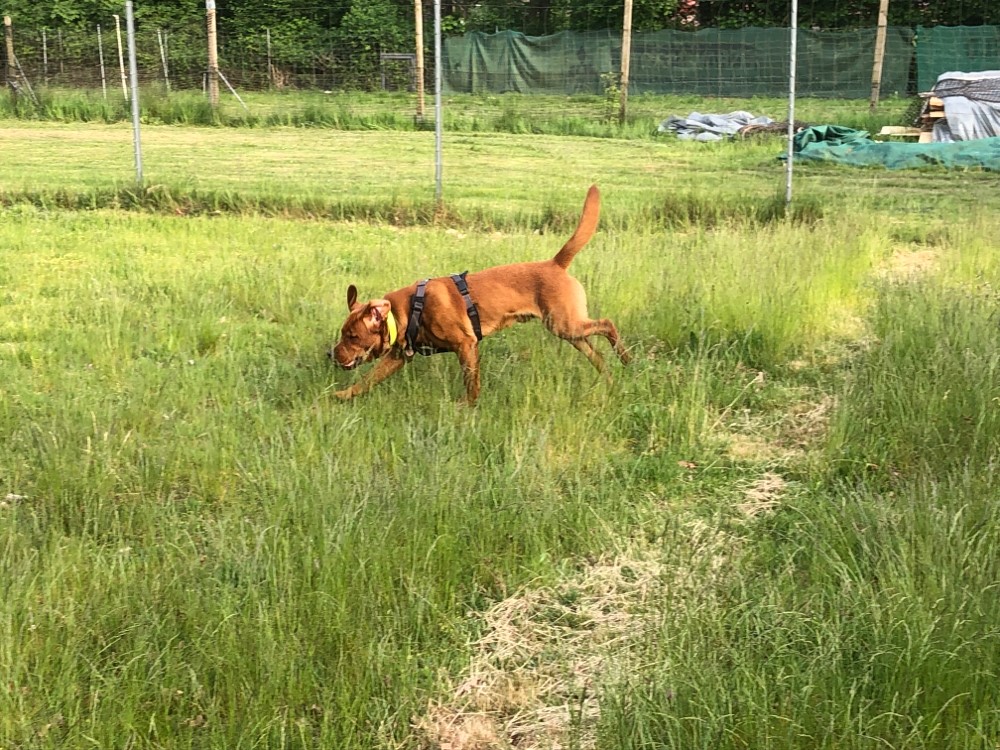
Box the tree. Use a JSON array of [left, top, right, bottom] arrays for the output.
[[697, 0, 998, 30], [332, 0, 408, 88]]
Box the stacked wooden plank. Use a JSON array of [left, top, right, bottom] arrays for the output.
[[918, 95, 945, 143]]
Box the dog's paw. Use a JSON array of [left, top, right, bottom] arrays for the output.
[[334, 388, 355, 401]]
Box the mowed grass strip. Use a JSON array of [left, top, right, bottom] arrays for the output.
[[2, 88, 912, 137], [1, 117, 995, 226]]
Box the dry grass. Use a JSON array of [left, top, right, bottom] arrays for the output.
[[737, 472, 787, 518], [877, 247, 939, 282], [720, 387, 836, 466], [778, 394, 837, 452], [414, 510, 745, 750], [414, 545, 665, 750]]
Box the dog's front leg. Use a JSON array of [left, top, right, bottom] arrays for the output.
[[455, 341, 481, 405], [335, 352, 406, 400]]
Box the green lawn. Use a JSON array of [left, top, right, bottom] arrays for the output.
[[1, 105, 999, 749]]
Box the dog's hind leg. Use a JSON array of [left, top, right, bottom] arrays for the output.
[[542, 280, 630, 367], [568, 337, 609, 377], [581, 318, 631, 365], [548, 315, 631, 371]]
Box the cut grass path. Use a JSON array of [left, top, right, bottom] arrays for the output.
[[1, 120, 993, 223]]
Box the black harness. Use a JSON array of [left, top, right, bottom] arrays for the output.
[[404, 272, 483, 357]]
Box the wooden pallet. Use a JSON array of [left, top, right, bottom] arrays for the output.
[[917, 95, 945, 142], [876, 125, 922, 139]]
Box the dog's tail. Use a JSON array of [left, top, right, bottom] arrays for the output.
[[552, 184, 601, 270]]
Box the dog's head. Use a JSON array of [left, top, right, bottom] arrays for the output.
[[329, 285, 393, 369]]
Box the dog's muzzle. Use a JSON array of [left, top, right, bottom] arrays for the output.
[[330, 347, 364, 370]]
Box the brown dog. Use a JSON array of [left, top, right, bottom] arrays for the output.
[[329, 185, 629, 404]]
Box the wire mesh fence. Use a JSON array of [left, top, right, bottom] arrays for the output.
[[3, 4, 999, 108], [5, 25, 419, 94]]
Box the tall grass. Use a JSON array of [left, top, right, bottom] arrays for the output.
[[0, 207, 763, 747], [827, 221, 1000, 479], [599, 469, 1000, 749], [1, 127, 999, 749], [596, 215, 1000, 750]]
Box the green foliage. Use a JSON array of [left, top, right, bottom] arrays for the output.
[[3, 0, 1000, 42], [332, 0, 408, 90], [248, 17, 327, 68], [701, 0, 1000, 29], [551, 0, 682, 32]]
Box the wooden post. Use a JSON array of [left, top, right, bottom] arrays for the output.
[[414, 0, 425, 121], [97, 24, 108, 100], [618, 0, 633, 126], [42, 28, 48, 83], [3, 16, 15, 99], [206, 0, 220, 107], [266, 28, 273, 88], [157, 29, 171, 91], [869, 0, 890, 112], [113, 14, 128, 100]]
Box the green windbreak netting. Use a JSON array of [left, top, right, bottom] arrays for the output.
[[443, 30, 616, 95], [442, 27, 915, 98], [916, 25, 1000, 92], [629, 27, 913, 97]]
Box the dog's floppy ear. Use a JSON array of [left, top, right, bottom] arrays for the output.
[[367, 299, 391, 326], [347, 285, 359, 311]]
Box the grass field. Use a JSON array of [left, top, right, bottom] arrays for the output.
[[1, 94, 1000, 749]]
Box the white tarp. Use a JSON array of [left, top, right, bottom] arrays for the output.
[[657, 111, 774, 141], [931, 71, 1000, 142]]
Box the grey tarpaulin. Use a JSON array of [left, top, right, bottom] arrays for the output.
[[657, 111, 775, 141], [930, 71, 1000, 142]]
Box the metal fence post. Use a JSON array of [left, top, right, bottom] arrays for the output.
[[125, 1, 143, 184], [433, 0, 442, 205]]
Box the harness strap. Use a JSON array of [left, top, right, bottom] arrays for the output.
[[450, 272, 484, 342], [404, 278, 430, 357], [404, 272, 484, 358]]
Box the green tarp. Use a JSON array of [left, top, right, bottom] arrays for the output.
[[785, 125, 1000, 170], [443, 27, 915, 97]]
